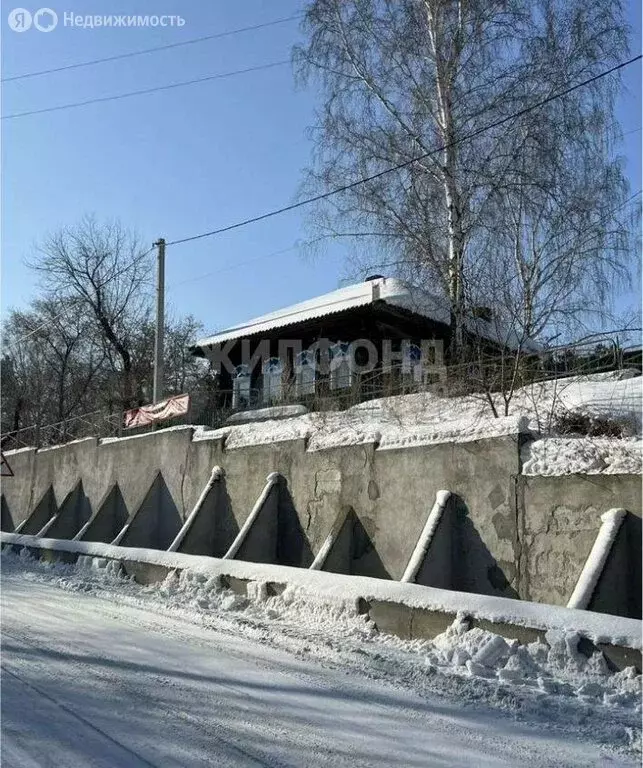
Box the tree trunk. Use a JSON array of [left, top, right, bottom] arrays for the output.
[[426, 0, 466, 361]]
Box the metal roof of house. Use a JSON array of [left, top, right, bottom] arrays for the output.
[[192, 276, 539, 352], [192, 277, 448, 350]]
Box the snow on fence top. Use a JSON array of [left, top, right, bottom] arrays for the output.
[[198, 372, 642, 470], [5, 372, 641, 475]]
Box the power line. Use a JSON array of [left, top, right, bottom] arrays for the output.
[[166, 238, 327, 291], [6, 239, 326, 349], [166, 54, 642, 247], [11, 190, 638, 351], [4, 299, 84, 350], [1, 13, 302, 83], [5, 57, 640, 345], [2, 60, 289, 120]]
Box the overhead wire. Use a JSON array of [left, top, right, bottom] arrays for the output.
[[165, 54, 642, 247], [2, 60, 290, 120], [166, 238, 328, 292], [1, 13, 302, 82], [359, 189, 643, 276], [4, 56, 640, 346]]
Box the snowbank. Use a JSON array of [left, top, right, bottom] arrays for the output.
[[2, 547, 641, 756], [226, 404, 308, 424], [2, 531, 640, 650]]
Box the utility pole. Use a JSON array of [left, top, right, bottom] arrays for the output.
[[153, 238, 165, 404]]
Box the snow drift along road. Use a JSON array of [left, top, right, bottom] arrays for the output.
[[1, 550, 640, 766]]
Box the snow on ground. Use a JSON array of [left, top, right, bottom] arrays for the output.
[[5, 532, 639, 648], [9, 371, 639, 475], [2, 549, 640, 766], [192, 371, 642, 474]]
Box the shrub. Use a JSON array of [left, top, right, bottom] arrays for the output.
[[552, 409, 633, 438]]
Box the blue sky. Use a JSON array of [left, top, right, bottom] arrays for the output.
[[2, 0, 641, 337]]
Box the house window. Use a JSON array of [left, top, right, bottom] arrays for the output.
[[232, 364, 251, 409], [262, 357, 283, 404], [403, 342, 423, 384], [330, 341, 352, 390], [295, 349, 316, 396]]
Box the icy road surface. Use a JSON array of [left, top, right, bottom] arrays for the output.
[[1, 560, 637, 767]]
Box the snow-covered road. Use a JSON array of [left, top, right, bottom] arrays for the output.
[[1, 557, 638, 767]]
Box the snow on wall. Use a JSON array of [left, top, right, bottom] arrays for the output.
[[521, 437, 641, 476], [226, 405, 308, 424], [168, 466, 224, 553], [567, 509, 627, 610], [99, 424, 195, 446], [401, 490, 451, 583], [222, 472, 280, 560], [191, 372, 641, 462], [219, 371, 640, 453], [6, 373, 641, 470]]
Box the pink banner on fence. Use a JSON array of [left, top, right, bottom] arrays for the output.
[[123, 394, 190, 429]]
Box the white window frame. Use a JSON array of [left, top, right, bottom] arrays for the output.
[[402, 342, 423, 384], [262, 357, 283, 404], [329, 341, 353, 391], [232, 364, 251, 409], [295, 349, 316, 397]]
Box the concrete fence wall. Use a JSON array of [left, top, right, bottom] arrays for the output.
[[2, 427, 640, 616], [517, 474, 642, 615]]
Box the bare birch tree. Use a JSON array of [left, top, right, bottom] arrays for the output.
[[294, 0, 632, 358]]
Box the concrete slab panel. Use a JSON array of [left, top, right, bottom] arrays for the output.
[[115, 473, 182, 551], [38, 481, 92, 540], [229, 477, 280, 565], [122, 561, 173, 585], [410, 609, 457, 640], [275, 481, 314, 568], [0, 447, 36, 528], [220, 575, 250, 596], [15, 486, 57, 536], [171, 470, 239, 558], [1, 495, 14, 532], [313, 506, 354, 575], [76, 484, 130, 544], [368, 600, 413, 639], [412, 494, 455, 590], [590, 511, 642, 619], [520, 474, 642, 609], [473, 618, 545, 646]]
